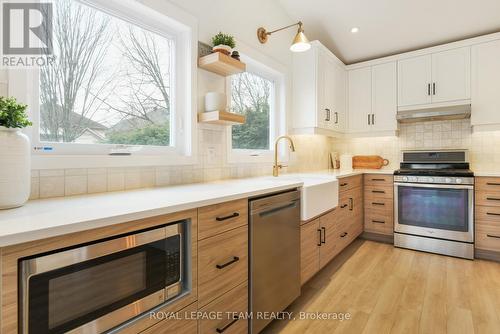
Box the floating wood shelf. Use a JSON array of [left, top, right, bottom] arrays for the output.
[[198, 52, 246, 77], [198, 111, 246, 125]]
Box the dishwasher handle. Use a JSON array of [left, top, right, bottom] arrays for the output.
[[258, 201, 298, 218]]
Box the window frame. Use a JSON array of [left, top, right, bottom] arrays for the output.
[[225, 54, 286, 164], [9, 0, 198, 169]]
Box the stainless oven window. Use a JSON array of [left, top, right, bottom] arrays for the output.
[[397, 186, 469, 232]]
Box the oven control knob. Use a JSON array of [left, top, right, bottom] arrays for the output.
[[445, 178, 452, 183], [402, 176, 408, 182], [428, 177, 434, 183], [456, 178, 463, 184]]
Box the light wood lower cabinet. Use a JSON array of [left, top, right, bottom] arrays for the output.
[[300, 219, 321, 284], [198, 226, 248, 307], [364, 174, 393, 236], [198, 282, 248, 334], [140, 303, 198, 334], [300, 175, 364, 285], [475, 177, 500, 258]]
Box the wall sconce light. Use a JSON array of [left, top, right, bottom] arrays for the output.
[[257, 21, 311, 52]]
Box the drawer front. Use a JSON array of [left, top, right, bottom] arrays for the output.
[[364, 196, 393, 214], [364, 174, 394, 187], [338, 175, 363, 193], [198, 199, 248, 240], [476, 225, 500, 252], [475, 177, 500, 193], [365, 211, 394, 235], [476, 206, 500, 226], [199, 282, 248, 334], [334, 214, 363, 251], [198, 226, 248, 307], [365, 185, 393, 200], [476, 191, 500, 207], [141, 303, 198, 334]]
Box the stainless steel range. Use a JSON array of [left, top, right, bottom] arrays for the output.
[[393, 150, 474, 259]]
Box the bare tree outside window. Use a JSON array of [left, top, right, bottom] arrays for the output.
[[230, 72, 273, 150], [39, 0, 173, 147]]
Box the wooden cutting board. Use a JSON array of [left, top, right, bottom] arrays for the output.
[[352, 155, 389, 169]]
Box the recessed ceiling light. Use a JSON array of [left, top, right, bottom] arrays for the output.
[[351, 27, 359, 34]]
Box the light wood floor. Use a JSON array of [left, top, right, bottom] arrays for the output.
[[263, 240, 500, 334]]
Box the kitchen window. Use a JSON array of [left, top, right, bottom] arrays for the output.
[[226, 56, 284, 163], [10, 0, 197, 168]]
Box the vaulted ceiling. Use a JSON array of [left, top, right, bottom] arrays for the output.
[[277, 0, 500, 64]]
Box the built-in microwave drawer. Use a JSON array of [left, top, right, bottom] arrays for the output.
[[19, 222, 187, 334]]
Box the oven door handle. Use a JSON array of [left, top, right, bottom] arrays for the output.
[[394, 182, 474, 190]]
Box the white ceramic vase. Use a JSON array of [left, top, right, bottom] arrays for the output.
[[0, 126, 31, 209]]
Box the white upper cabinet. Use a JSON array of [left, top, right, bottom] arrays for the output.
[[398, 55, 432, 107], [348, 67, 371, 133], [371, 62, 397, 132], [397, 47, 471, 110], [431, 48, 471, 103], [347, 62, 397, 135], [292, 41, 346, 136], [471, 39, 500, 128]]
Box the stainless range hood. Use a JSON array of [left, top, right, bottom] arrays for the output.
[[397, 104, 471, 123]]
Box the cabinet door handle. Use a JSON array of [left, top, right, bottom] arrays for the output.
[[340, 232, 348, 238], [427, 83, 431, 96], [368, 114, 371, 125], [433, 83, 436, 95], [216, 316, 240, 333], [335, 111, 339, 124], [486, 182, 500, 186], [349, 198, 354, 211], [372, 202, 385, 206], [486, 212, 500, 216], [325, 108, 331, 121], [321, 227, 326, 244], [317, 229, 322, 246], [487, 234, 500, 239], [216, 212, 240, 221], [216, 256, 240, 269], [372, 220, 386, 224], [371, 114, 375, 125]]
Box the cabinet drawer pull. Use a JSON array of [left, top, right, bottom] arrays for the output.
[[216, 256, 240, 269], [486, 212, 500, 216], [317, 229, 322, 246], [487, 234, 500, 239], [216, 316, 240, 333], [486, 197, 500, 201], [349, 198, 354, 211], [321, 227, 326, 244], [372, 190, 385, 194], [341, 204, 348, 208], [371, 178, 386, 181], [340, 232, 348, 238], [372, 220, 385, 224], [372, 202, 385, 206], [216, 212, 240, 221], [340, 183, 348, 187], [486, 182, 500, 186]]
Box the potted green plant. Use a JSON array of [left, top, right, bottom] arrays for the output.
[[0, 96, 32, 209], [212, 32, 236, 56]]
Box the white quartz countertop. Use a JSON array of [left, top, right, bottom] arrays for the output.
[[472, 171, 500, 177], [0, 169, 394, 247]]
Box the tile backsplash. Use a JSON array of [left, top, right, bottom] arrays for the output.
[[333, 118, 500, 172]]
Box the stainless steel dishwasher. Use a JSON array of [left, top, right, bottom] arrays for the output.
[[249, 189, 301, 334]]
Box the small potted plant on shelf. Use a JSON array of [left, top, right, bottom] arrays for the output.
[[212, 32, 236, 56], [0, 96, 32, 209]]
